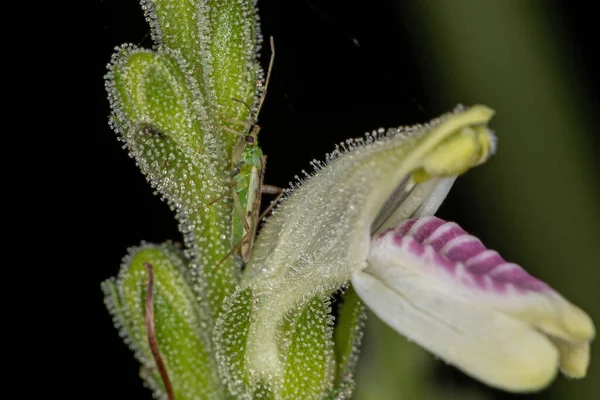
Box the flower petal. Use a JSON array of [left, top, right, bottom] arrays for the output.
[[354, 216, 595, 390], [554, 340, 590, 378], [387, 217, 595, 345], [245, 105, 495, 289], [241, 106, 497, 380], [352, 269, 559, 392]]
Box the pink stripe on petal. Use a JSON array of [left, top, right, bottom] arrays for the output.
[[489, 263, 549, 291], [465, 250, 505, 274], [404, 216, 446, 242], [381, 217, 551, 295], [366, 216, 595, 376], [423, 222, 466, 252], [441, 235, 487, 262]]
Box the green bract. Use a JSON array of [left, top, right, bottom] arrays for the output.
[[280, 295, 335, 400], [332, 287, 365, 392], [102, 243, 223, 398], [106, 0, 262, 320]]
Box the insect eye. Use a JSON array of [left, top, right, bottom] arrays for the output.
[[245, 135, 255, 145]]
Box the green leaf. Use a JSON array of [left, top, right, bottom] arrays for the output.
[[102, 243, 224, 399], [106, 1, 266, 322], [107, 46, 208, 149], [141, 1, 206, 83], [252, 383, 275, 400], [206, 0, 260, 130], [322, 287, 366, 399], [142, 0, 261, 149], [117, 120, 243, 321], [107, 44, 243, 320], [280, 296, 335, 400], [213, 287, 255, 397], [332, 286, 365, 392]]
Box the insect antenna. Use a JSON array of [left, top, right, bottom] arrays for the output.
[[212, 240, 243, 270], [230, 36, 276, 129], [258, 184, 284, 221], [255, 36, 275, 119]]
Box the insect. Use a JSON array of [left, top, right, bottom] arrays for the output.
[[230, 126, 282, 263], [222, 37, 283, 264]]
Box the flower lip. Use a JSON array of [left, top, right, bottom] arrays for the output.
[[386, 216, 552, 293], [354, 216, 595, 392]]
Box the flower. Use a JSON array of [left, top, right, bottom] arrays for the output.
[[241, 104, 594, 392], [354, 215, 594, 392]]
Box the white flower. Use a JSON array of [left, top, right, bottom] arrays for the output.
[[241, 104, 594, 391], [354, 215, 594, 391]]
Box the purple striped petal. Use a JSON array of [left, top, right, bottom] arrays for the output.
[[390, 217, 551, 293], [358, 216, 595, 386]]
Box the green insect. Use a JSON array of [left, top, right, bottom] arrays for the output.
[[230, 127, 269, 263], [226, 37, 282, 264]]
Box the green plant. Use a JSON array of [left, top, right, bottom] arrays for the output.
[[103, 2, 594, 399]]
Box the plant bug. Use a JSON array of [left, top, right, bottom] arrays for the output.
[[224, 37, 283, 264]]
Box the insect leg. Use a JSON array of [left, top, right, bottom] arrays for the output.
[[258, 185, 284, 221]]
